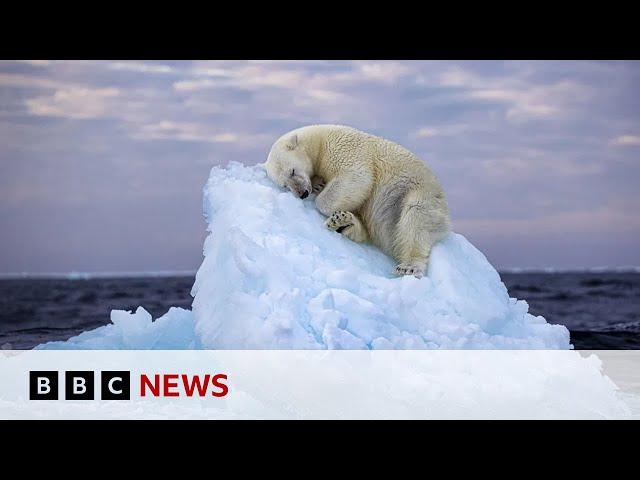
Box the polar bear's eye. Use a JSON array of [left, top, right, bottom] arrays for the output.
[[290, 169, 295, 177]]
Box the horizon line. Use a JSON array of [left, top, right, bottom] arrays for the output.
[[1, 266, 640, 279], [0, 270, 198, 280]]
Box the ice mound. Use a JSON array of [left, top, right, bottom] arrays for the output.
[[39, 307, 198, 350], [39, 162, 570, 350]]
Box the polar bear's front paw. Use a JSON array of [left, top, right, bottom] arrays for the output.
[[394, 263, 425, 278], [311, 176, 326, 194], [325, 211, 355, 232]]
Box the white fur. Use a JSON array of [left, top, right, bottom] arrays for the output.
[[265, 125, 451, 277]]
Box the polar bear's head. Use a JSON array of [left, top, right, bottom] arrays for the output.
[[265, 133, 313, 199]]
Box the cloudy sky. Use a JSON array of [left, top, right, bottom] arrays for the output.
[[1, 60, 639, 273]]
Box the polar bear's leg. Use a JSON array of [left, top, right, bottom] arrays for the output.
[[393, 222, 432, 278], [392, 190, 449, 278], [325, 211, 369, 243], [315, 174, 373, 217]]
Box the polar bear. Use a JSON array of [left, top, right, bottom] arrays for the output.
[[265, 125, 451, 278]]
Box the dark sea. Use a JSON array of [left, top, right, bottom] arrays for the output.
[[1, 272, 639, 350]]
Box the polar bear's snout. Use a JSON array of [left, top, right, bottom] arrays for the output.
[[291, 185, 309, 199], [289, 185, 309, 199], [287, 174, 311, 200]]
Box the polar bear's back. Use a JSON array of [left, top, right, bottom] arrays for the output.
[[306, 124, 437, 184]]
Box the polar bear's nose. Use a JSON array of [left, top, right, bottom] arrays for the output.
[[300, 190, 309, 199]]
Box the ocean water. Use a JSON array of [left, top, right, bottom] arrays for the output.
[[502, 272, 640, 349], [0, 272, 638, 350]]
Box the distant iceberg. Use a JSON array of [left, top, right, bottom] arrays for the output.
[[39, 163, 570, 350]]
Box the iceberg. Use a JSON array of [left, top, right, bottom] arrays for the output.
[[39, 162, 570, 350]]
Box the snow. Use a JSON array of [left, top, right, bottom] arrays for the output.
[[38, 162, 570, 350]]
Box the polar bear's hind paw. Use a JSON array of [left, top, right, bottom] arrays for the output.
[[395, 263, 425, 278]]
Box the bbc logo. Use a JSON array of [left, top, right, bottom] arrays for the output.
[[29, 371, 131, 400]]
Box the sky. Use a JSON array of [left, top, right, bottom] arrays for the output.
[[1, 60, 639, 273]]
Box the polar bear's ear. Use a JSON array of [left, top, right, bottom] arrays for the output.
[[285, 134, 298, 150]]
